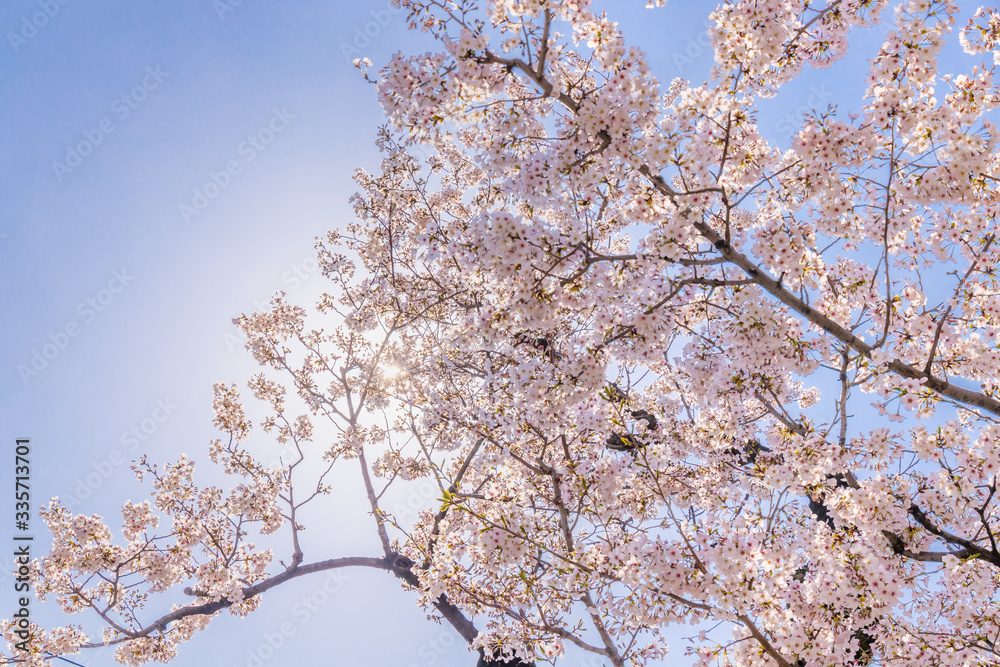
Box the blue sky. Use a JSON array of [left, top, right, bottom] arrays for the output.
[[0, 1, 990, 666]]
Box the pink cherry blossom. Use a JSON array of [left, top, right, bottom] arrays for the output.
[[11, 2, 1000, 666]]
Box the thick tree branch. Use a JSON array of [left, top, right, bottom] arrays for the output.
[[87, 554, 480, 648]]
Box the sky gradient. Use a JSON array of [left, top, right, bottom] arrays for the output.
[[0, 2, 990, 666]]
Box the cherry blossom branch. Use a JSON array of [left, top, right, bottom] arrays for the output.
[[538, 457, 625, 667], [924, 233, 995, 375], [735, 612, 794, 667], [535, 10, 552, 80], [421, 435, 485, 569], [79, 553, 480, 649], [907, 505, 1000, 566], [82, 556, 384, 646], [700, 223, 1000, 417], [756, 389, 997, 564], [470, 41, 1000, 422]]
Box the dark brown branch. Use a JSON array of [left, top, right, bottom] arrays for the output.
[[477, 44, 1000, 419], [96, 554, 479, 647], [699, 223, 1000, 417], [908, 505, 1000, 566]]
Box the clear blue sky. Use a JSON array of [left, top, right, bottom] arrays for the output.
[[0, 2, 986, 666]]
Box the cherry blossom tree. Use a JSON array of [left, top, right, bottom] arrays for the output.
[[10, 0, 1000, 665]]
